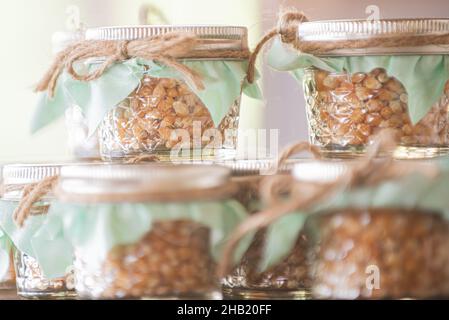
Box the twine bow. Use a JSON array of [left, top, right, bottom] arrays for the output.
[[246, 9, 308, 84], [218, 130, 439, 275], [13, 176, 59, 228], [36, 32, 206, 98]]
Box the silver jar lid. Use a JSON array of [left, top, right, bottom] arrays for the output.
[[293, 160, 353, 183], [2, 164, 63, 200], [57, 163, 231, 201], [219, 159, 303, 176], [298, 18, 449, 55], [86, 25, 248, 53]]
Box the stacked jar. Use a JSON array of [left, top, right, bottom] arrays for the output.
[[221, 158, 312, 299], [224, 157, 449, 300], [0, 165, 16, 290], [34, 25, 256, 162], [0, 164, 76, 299], [44, 164, 249, 299], [262, 17, 449, 159]]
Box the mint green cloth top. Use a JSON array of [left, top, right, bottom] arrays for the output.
[[257, 157, 449, 271], [0, 201, 73, 279], [0, 199, 251, 278], [267, 37, 449, 124], [0, 228, 13, 281], [32, 59, 261, 135]]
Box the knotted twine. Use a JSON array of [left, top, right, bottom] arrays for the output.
[[231, 141, 321, 212], [246, 8, 449, 84], [218, 130, 439, 275], [11, 176, 59, 228], [36, 32, 251, 98]]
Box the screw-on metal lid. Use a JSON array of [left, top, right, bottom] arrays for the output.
[[2, 164, 63, 201], [293, 160, 352, 183], [58, 163, 231, 199], [2, 164, 62, 186], [219, 159, 303, 176], [85, 25, 248, 52], [298, 18, 449, 55]]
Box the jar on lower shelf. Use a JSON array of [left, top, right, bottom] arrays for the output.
[[221, 159, 311, 299], [222, 229, 311, 300], [75, 220, 216, 299], [0, 164, 76, 299], [224, 157, 449, 300], [0, 242, 15, 290], [307, 208, 449, 299], [290, 160, 449, 299], [15, 249, 75, 299], [49, 163, 249, 299]]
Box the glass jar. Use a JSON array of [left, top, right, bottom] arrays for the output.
[[0, 164, 76, 299], [0, 234, 15, 290], [306, 208, 449, 299], [290, 160, 449, 299], [221, 159, 311, 299], [83, 26, 249, 161], [53, 30, 100, 160], [303, 67, 449, 158], [291, 19, 449, 158], [65, 104, 100, 160], [53, 164, 248, 299], [223, 228, 311, 300], [0, 165, 16, 290]]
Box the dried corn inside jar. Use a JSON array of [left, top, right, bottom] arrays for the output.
[[47, 164, 249, 299], [266, 18, 449, 159], [221, 159, 311, 299], [291, 160, 449, 299], [0, 164, 76, 299], [34, 25, 257, 162]]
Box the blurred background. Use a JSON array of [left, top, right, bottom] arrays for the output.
[[0, 0, 448, 162]]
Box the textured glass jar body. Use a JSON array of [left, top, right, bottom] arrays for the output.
[[74, 220, 218, 299], [12, 205, 76, 299], [308, 208, 449, 299], [303, 68, 449, 159], [98, 76, 241, 161], [222, 230, 311, 300], [65, 105, 100, 160], [15, 251, 76, 299], [0, 249, 15, 290]]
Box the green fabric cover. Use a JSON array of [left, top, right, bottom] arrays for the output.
[[260, 157, 449, 270], [0, 199, 251, 278], [267, 37, 449, 124], [32, 59, 261, 135]]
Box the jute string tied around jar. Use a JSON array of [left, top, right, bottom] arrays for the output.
[[231, 141, 321, 207], [218, 130, 440, 275], [246, 8, 449, 83], [12, 176, 59, 228], [36, 32, 251, 98]]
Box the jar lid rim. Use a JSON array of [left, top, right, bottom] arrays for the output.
[[298, 18, 449, 55], [58, 163, 231, 198], [2, 164, 63, 186], [86, 24, 248, 41], [293, 160, 352, 183]]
